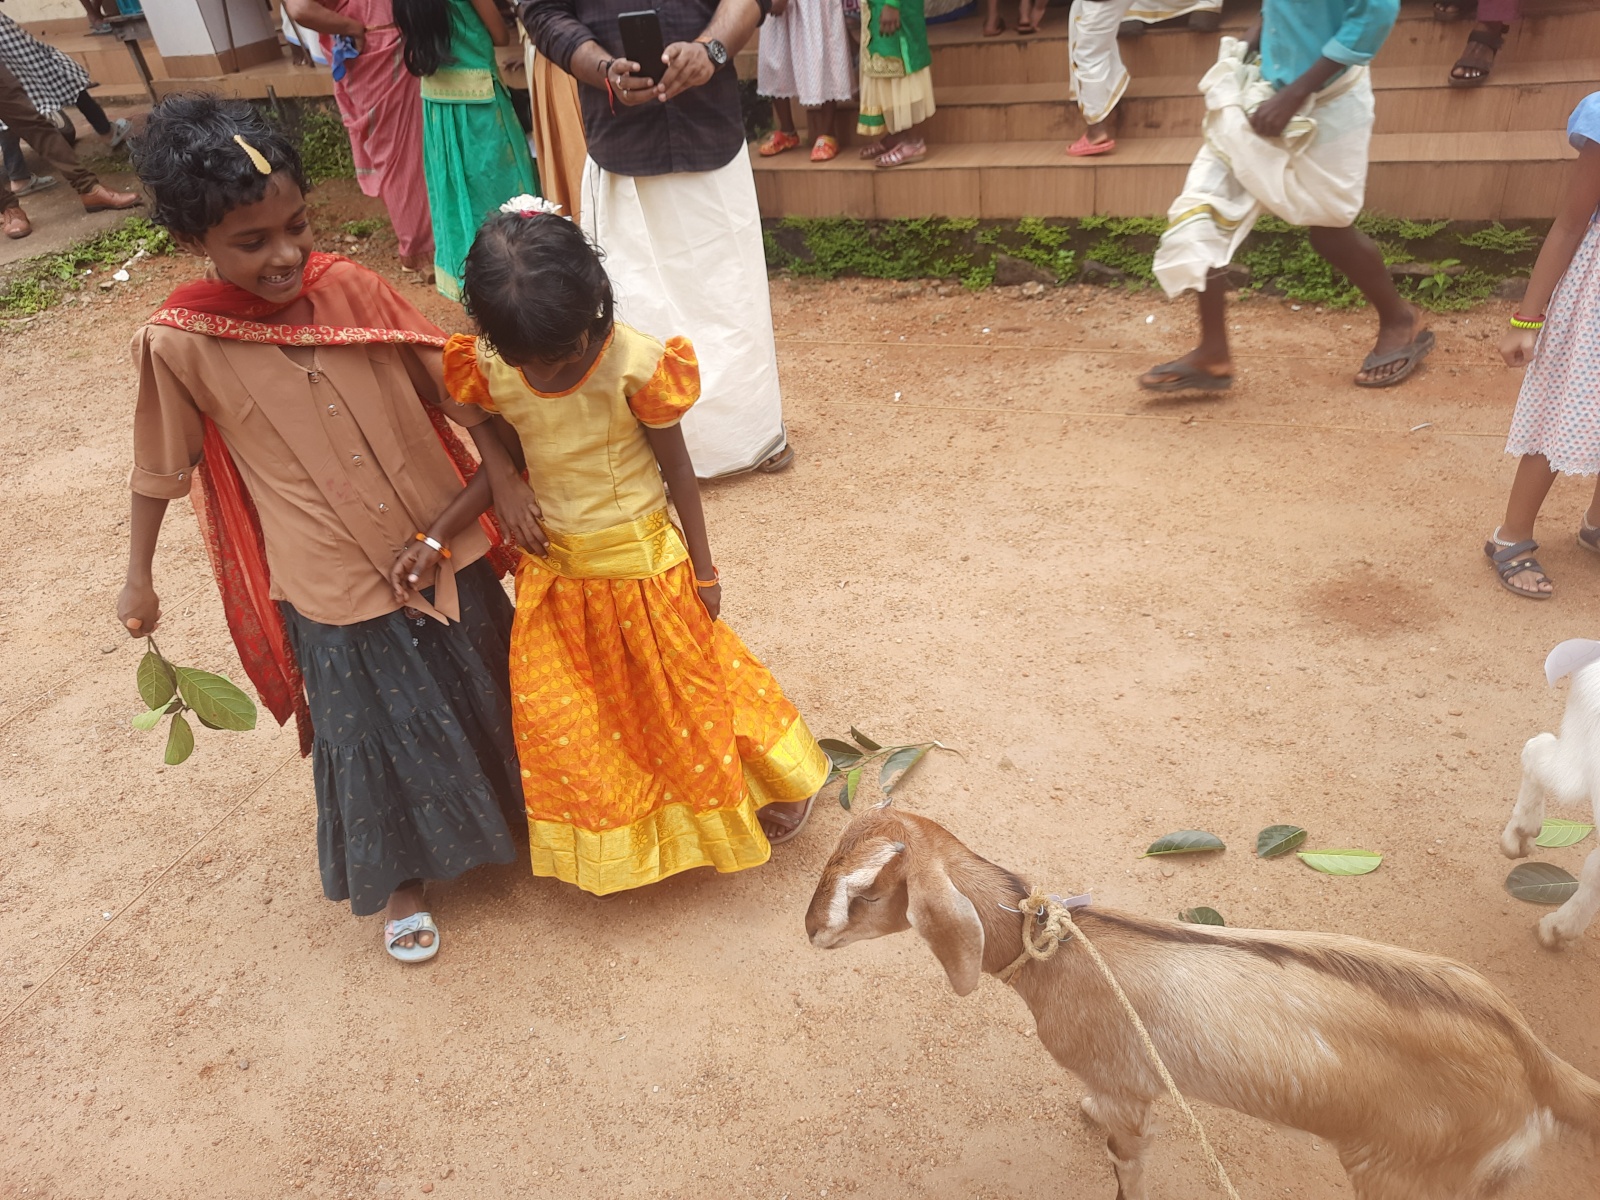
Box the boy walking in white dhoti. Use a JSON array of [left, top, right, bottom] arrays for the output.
[[1140, 0, 1435, 393]]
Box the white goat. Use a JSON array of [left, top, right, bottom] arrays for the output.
[[806, 806, 1600, 1200], [1502, 650, 1600, 948]]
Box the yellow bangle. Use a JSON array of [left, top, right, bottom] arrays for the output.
[[1509, 313, 1545, 330], [694, 567, 720, 589]]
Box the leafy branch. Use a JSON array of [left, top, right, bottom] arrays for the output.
[[818, 726, 954, 809], [131, 638, 258, 764]]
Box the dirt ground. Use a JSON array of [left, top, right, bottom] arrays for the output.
[[2, 183, 1598, 1199]]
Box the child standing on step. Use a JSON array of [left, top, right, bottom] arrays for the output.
[[1484, 92, 1600, 600], [756, 0, 857, 163], [857, 0, 934, 168], [431, 200, 831, 895], [120, 96, 526, 964]]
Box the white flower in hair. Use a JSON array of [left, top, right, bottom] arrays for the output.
[[499, 194, 566, 218]]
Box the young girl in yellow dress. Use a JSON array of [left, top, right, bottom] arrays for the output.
[[401, 196, 829, 894]]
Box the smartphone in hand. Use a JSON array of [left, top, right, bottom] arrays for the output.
[[617, 9, 665, 84]]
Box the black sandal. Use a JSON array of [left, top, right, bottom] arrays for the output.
[[1449, 27, 1504, 87], [1138, 360, 1234, 394], [1485, 536, 1553, 600], [1354, 328, 1435, 388]]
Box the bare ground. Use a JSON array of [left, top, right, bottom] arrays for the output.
[[2, 185, 1598, 1199]]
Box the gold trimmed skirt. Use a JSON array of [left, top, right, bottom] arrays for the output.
[[509, 513, 830, 894]]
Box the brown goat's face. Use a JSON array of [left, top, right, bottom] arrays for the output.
[[804, 811, 913, 949]]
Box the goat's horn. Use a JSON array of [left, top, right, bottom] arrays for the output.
[[889, 842, 906, 854], [874, 796, 894, 809]]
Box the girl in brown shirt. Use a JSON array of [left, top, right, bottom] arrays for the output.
[[116, 95, 526, 963]]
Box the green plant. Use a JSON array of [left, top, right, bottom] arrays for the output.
[[1458, 221, 1539, 256], [0, 217, 174, 318], [342, 217, 387, 238], [1414, 258, 1462, 301], [297, 105, 355, 184], [132, 639, 257, 765], [1356, 215, 1449, 242], [769, 216, 981, 280], [817, 727, 952, 808]]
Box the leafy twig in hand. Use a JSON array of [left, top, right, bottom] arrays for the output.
[[130, 637, 258, 764]]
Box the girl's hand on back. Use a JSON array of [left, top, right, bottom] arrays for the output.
[[490, 474, 550, 556], [1500, 327, 1540, 367], [388, 543, 440, 604], [117, 579, 162, 637]]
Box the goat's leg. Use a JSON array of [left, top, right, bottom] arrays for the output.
[[1501, 735, 1555, 859], [1080, 1093, 1154, 1200], [1538, 845, 1600, 948]]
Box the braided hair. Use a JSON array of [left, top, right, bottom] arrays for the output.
[[461, 212, 615, 365], [131, 94, 309, 239]]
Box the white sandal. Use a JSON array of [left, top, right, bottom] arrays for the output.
[[384, 911, 440, 963]]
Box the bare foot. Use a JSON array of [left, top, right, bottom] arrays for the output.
[[385, 883, 434, 951]]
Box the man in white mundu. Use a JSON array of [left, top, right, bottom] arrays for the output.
[[521, 0, 791, 479], [1140, 0, 1436, 394]]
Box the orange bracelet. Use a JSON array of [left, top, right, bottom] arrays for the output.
[[694, 566, 720, 589], [415, 532, 452, 560]]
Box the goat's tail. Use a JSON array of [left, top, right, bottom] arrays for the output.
[[1534, 1052, 1600, 1142]]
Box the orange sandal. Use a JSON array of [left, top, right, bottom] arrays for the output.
[[759, 130, 801, 157], [810, 135, 840, 162]]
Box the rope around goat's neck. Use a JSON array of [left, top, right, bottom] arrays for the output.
[[997, 889, 1243, 1200]]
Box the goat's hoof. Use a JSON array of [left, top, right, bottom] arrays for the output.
[[1536, 913, 1584, 949], [1501, 826, 1538, 859]]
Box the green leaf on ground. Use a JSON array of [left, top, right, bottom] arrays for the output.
[[1143, 830, 1225, 857], [880, 745, 929, 793], [1505, 861, 1580, 905], [1256, 824, 1308, 858], [849, 727, 883, 752], [819, 738, 863, 770], [1179, 906, 1226, 926], [164, 713, 194, 765], [136, 650, 177, 710], [1535, 818, 1595, 849], [175, 668, 257, 731], [840, 768, 862, 810], [1297, 848, 1383, 876], [130, 706, 168, 732]]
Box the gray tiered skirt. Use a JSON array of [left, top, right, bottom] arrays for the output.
[[280, 559, 524, 916]]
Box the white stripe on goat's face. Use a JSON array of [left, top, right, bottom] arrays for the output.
[[811, 841, 903, 947]]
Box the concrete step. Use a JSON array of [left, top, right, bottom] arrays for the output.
[[902, 59, 1597, 144], [752, 129, 1577, 220]]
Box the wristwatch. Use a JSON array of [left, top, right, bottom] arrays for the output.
[[696, 36, 729, 68]]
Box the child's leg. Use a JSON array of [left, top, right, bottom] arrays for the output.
[[773, 97, 797, 136], [1588, 473, 1600, 529], [984, 0, 1005, 36], [805, 100, 836, 141], [1490, 453, 1558, 595], [1139, 272, 1233, 385], [1306, 224, 1427, 385]]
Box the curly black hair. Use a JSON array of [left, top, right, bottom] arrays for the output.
[[461, 212, 615, 364], [130, 94, 310, 239]]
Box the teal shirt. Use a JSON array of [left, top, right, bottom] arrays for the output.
[[1261, 0, 1399, 90]]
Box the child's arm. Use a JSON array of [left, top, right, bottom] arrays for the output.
[[387, 469, 497, 603], [1502, 145, 1600, 367], [118, 493, 170, 636], [644, 424, 720, 620], [464, 419, 549, 556]]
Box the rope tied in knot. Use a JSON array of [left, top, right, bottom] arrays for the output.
[[993, 886, 1243, 1200]]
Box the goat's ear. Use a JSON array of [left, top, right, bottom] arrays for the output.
[[905, 856, 984, 996]]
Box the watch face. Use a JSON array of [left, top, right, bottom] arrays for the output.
[[705, 38, 729, 65]]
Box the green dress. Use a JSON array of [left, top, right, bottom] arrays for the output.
[[421, 0, 539, 301]]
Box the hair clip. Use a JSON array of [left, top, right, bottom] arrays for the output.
[[499, 194, 566, 219], [233, 134, 273, 176]]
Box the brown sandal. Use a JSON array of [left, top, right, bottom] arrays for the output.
[[759, 792, 817, 846], [1449, 27, 1504, 87]]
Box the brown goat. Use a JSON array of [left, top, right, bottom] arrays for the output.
[[804, 806, 1600, 1200]]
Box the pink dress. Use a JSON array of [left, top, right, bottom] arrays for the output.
[[322, 0, 433, 260], [1506, 93, 1600, 475]]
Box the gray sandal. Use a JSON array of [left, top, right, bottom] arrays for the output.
[[1355, 329, 1435, 388], [1577, 522, 1600, 557], [1485, 536, 1553, 600], [1138, 360, 1234, 394]]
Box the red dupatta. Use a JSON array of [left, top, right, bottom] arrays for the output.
[[147, 253, 517, 756]]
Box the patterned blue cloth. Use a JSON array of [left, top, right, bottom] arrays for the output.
[[330, 35, 360, 84]]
